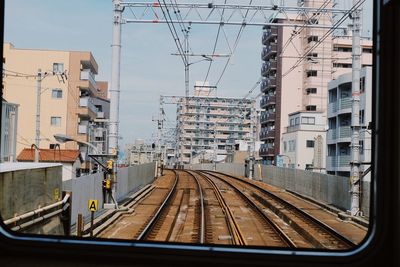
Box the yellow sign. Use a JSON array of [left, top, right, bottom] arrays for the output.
[[88, 199, 98, 212], [54, 188, 60, 201]]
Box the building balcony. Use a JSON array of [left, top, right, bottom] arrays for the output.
[[79, 97, 97, 118], [326, 156, 336, 169], [338, 155, 351, 167], [262, 28, 278, 45], [338, 126, 351, 139], [268, 76, 277, 88], [260, 78, 276, 93], [259, 147, 275, 157], [327, 129, 337, 140], [260, 98, 267, 109], [97, 111, 105, 118], [261, 61, 277, 77], [261, 43, 277, 60], [266, 111, 276, 122], [78, 124, 88, 134], [328, 102, 337, 116], [338, 97, 352, 111], [80, 69, 97, 89], [94, 128, 104, 138]]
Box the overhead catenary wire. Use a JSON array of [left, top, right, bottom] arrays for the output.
[[158, 0, 188, 66], [279, 0, 332, 57], [282, 0, 366, 77], [202, 0, 228, 88]]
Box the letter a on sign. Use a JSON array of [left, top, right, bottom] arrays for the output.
[[88, 199, 98, 212]]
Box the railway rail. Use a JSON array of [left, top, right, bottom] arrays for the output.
[[201, 170, 356, 249], [98, 169, 365, 249]]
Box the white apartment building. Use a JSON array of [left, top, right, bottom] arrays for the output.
[[177, 82, 256, 165], [280, 111, 326, 171], [326, 67, 372, 178]]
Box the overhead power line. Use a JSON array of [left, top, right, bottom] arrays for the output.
[[282, 0, 366, 77]]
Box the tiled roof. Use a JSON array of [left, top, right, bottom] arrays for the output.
[[17, 148, 83, 163]]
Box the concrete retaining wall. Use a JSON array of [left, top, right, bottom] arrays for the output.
[[64, 162, 156, 226], [186, 163, 370, 217], [0, 163, 64, 235], [186, 163, 245, 177]]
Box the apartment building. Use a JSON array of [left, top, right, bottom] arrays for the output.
[[2, 43, 109, 171], [259, 0, 373, 166], [177, 82, 256, 165], [326, 67, 372, 178], [280, 111, 326, 170]]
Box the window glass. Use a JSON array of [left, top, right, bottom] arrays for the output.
[[50, 116, 61, 126], [51, 89, 62, 98], [1, 0, 377, 259]]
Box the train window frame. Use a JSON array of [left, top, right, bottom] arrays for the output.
[[1, 0, 399, 266]]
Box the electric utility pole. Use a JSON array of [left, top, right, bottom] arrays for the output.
[[35, 69, 42, 162], [350, 0, 361, 216], [109, 0, 123, 156]]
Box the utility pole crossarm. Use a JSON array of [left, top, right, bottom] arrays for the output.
[[121, 1, 348, 28]]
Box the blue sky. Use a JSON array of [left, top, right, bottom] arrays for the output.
[[4, 0, 373, 147]]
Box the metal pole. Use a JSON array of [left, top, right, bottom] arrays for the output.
[[249, 103, 255, 179], [157, 96, 163, 175], [350, 0, 361, 216], [35, 69, 42, 162], [109, 0, 123, 156], [108, 0, 123, 209]]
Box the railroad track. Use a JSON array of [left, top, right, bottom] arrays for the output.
[[191, 170, 295, 247], [201, 170, 356, 249], [98, 169, 360, 249], [137, 170, 205, 243]]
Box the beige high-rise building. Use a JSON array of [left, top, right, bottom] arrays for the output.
[[3, 43, 109, 171], [259, 1, 372, 166]]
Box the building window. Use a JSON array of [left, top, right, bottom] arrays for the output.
[[301, 117, 315, 124], [289, 140, 296, 152], [51, 116, 61, 126], [306, 140, 315, 148], [295, 117, 300, 125], [51, 89, 63, 99], [333, 46, 352, 52], [306, 88, 317, 94], [283, 141, 287, 152], [333, 63, 352, 68], [307, 36, 318, 43], [360, 110, 365, 124], [53, 63, 64, 74], [362, 47, 373, 53], [307, 53, 318, 61], [49, 144, 57, 149], [360, 77, 366, 93], [306, 105, 317, 111], [306, 70, 317, 77], [359, 140, 364, 155]]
